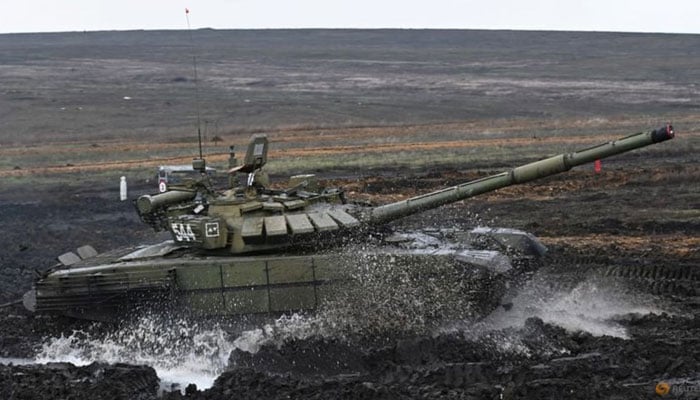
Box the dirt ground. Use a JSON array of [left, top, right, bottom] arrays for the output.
[[0, 152, 697, 399], [0, 29, 698, 399]]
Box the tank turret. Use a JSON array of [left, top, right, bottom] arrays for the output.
[[136, 125, 675, 254]]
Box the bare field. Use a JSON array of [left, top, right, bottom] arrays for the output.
[[2, 29, 700, 145], [0, 29, 698, 399], [1, 115, 698, 180]]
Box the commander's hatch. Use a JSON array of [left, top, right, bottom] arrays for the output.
[[228, 134, 269, 188], [228, 134, 268, 174]]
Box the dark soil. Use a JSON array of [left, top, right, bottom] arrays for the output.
[[0, 29, 698, 399], [2, 29, 700, 145], [0, 157, 697, 399]]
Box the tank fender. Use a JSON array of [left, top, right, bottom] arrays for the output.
[[468, 227, 547, 257], [455, 250, 512, 273]]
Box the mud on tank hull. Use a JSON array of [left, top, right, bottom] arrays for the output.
[[37, 125, 667, 323], [25, 228, 545, 322]]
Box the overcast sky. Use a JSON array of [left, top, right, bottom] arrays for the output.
[[1, 0, 698, 34]]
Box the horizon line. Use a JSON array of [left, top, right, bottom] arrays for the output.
[[1, 27, 698, 36]]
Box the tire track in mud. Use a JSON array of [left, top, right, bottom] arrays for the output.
[[538, 245, 699, 298], [141, 242, 693, 399]]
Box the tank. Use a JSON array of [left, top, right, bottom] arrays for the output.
[[23, 125, 675, 321]]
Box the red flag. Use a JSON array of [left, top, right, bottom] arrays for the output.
[[185, 8, 190, 14], [594, 159, 602, 174]]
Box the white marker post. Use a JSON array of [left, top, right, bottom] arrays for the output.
[[120, 176, 127, 201]]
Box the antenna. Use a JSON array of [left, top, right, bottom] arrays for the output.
[[185, 8, 205, 171]]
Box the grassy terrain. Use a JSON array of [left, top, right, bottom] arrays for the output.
[[1, 114, 698, 186]]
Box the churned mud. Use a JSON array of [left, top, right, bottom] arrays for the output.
[[0, 29, 698, 399], [0, 156, 697, 399]]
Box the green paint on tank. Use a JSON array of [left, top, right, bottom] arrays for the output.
[[24, 125, 676, 321]]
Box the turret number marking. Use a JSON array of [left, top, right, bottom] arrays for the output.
[[171, 223, 196, 242]]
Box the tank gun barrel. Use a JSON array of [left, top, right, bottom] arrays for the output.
[[369, 125, 675, 224]]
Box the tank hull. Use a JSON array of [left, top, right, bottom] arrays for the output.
[[32, 252, 337, 320], [28, 228, 543, 321]]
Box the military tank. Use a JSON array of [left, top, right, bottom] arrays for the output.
[[23, 125, 675, 321]]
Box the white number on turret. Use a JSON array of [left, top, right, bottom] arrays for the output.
[[171, 223, 196, 242]]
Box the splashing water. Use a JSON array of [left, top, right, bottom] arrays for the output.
[[475, 273, 669, 339], [30, 265, 672, 393], [432, 272, 673, 361], [233, 313, 331, 354], [36, 316, 237, 392], [34, 313, 343, 391]]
